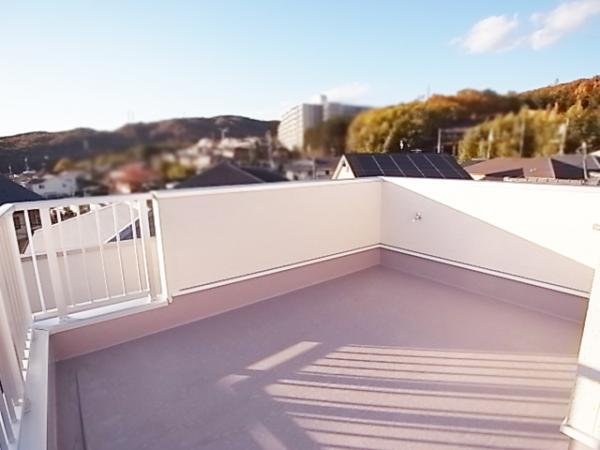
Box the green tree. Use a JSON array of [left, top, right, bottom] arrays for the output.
[[458, 107, 572, 159], [304, 116, 352, 155]]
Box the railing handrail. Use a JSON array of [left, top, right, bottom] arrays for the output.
[[0, 203, 13, 218], [6, 191, 152, 212]]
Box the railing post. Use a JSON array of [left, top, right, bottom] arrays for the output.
[[39, 207, 69, 320], [0, 288, 24, 440], [3, 212, 33, 324], [151, 194, 170, 303], [138, 199, 152, 293]]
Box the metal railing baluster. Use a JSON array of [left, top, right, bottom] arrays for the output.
[[23, 209, 46, 313]]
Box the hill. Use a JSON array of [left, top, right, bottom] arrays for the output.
[[0, 116, 279, 172], [519, 76, 600, 111], [346, 75, 600, 156]]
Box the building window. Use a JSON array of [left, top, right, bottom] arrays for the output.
[[29, 210, 42, 228]]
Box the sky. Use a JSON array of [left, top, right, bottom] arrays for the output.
[[1, 0, 599, 137]]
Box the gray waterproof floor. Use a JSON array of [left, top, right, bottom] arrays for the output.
[[56, 266, 582, 450]]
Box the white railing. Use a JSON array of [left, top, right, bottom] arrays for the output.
[[0, 193, 161, 448], [6, 194, 158, 322], [0, 204, 31, 450]]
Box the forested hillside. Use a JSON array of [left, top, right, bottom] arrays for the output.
[[346, 76, 600, 158]]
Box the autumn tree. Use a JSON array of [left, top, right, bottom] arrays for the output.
[[304, 116, 353, 156]]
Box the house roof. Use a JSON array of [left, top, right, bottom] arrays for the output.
[[241, 166, 288, 183], [552, 154, 600, 171], [0, 174, 43, 205], [343, 153, 472, 179], [466, 156, 600, 180], [176, 161, 287, 189], [466, 158, 554, 179]]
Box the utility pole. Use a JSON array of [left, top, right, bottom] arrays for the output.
[[582, 141, 588, 181], [518, 116, 526, 157], [265, 130, 274, 169], [436, 128, 442, 154], [558, 119, 569, 155], [219, 127, 229, 141], [486, 129, 494, 159]]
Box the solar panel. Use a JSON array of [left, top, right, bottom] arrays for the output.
[[389, 154, 421, 177], [378, 154, 404, 176], [348, 154, 382, 176], [414, 154, 445, 178], [436, 154, 471, 179], [345, 153, 472, 180]]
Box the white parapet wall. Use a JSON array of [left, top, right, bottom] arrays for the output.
[[380, 177, 600, 295], [153, 177, 600, 298], [562, 254, 600, 449], [153, 179, 382, 296]]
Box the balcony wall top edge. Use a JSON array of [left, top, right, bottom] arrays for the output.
[[381, 176, 600, 193], [6, 175, 598, 216], [152, 177, 383, 200], [3, 192, 153, 213], [1, 177, 385, 215]]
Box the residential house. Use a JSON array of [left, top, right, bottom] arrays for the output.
[[333, 153, 472, 179], [176, 161, 287, 189], [26, 172, 80, 198], [284, 157, 340, 181], [105, 162, 161, 194], [0, 174, 43, 206], [0, 174, 44, 246], [465, 156, 600, 184]]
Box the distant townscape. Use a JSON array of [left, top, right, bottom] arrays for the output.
[[1, 75, 599, 202]]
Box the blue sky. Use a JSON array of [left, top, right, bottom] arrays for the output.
[[1, 0, 599, 136]]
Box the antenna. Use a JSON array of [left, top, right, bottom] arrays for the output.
[[219, 127, 229, 141]]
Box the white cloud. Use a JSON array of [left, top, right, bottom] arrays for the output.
[[455, 1, 600, 54], [456, 15, 519, 53], [308, 82, 371, 103], [530, 0, 600, 49]]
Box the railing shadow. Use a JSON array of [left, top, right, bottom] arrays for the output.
[[55, 267, 581, 449]]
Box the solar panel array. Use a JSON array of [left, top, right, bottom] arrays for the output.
[[345, 153, 471, 180]]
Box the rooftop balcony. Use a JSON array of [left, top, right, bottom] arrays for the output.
[[1, 177, 599, 450]]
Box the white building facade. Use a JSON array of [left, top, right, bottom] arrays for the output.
[[278, 95, 369, 150], [26, 172, 80, 198]]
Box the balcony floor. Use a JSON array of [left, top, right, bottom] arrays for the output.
[[56, 265, 582, 450]]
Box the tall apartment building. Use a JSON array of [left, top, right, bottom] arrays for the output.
[[278, 95, 369, 150]]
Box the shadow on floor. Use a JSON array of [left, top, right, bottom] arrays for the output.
[[56, 266, 581, 450]]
